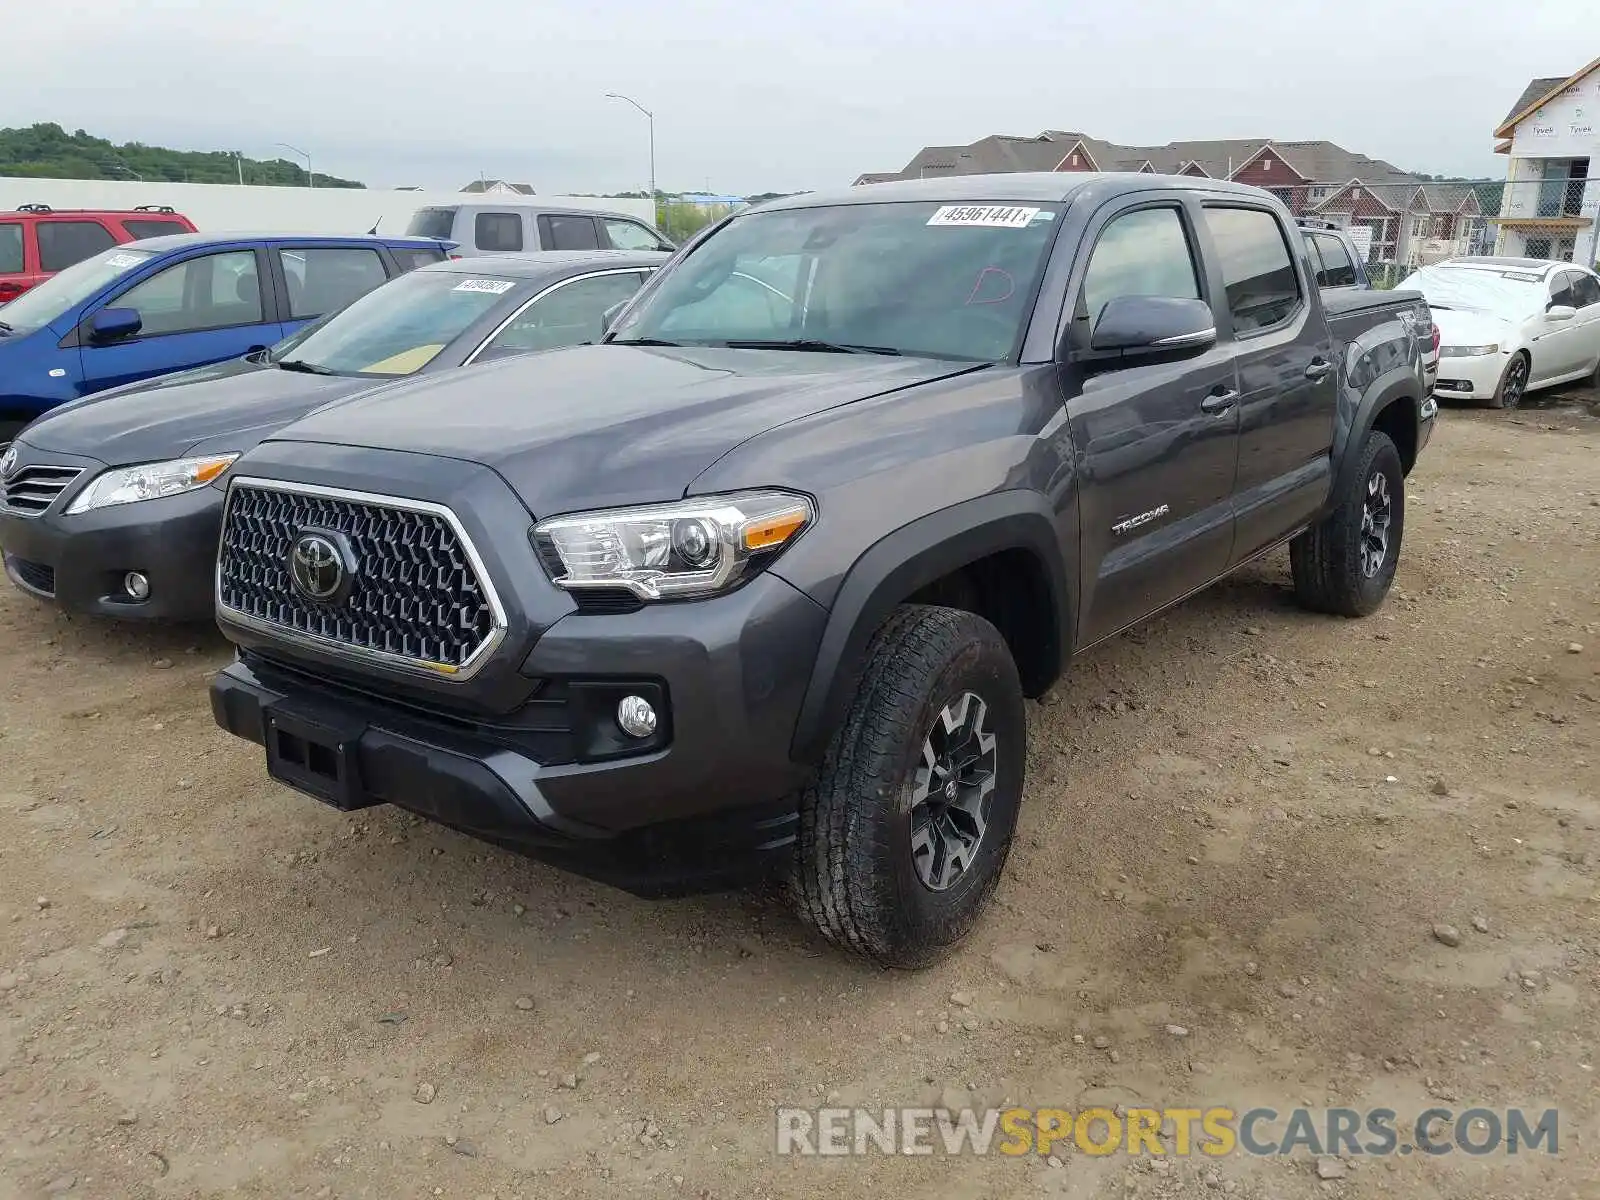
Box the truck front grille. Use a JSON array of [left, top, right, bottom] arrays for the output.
[[216, 481, 504, 676]]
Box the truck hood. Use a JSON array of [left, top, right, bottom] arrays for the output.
[[22, 367, 377, 465], [269, 344, 985, 515], [1431, 308, 1514, 350]]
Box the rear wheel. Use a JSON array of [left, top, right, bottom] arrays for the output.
[[1290, 429, 1404, 617], [790, 605, 1025, 968], [1490, 352, 1529, 409]]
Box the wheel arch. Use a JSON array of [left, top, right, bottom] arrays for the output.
[[788, 491, 1072, 767], [1333, 373, 1422, 501]]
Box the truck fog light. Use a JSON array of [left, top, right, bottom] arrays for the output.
[[616, 695, 658, 738], [124, 571, 151, 601]]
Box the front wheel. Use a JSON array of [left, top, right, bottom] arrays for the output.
[[1490, 352, 1529, 409], [790, 605, 1026, 968], [1290, 430, 1405, 617]]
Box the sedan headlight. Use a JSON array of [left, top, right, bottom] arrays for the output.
[[532, 490, 814, 600], [1439, 344, 1500, 357], [65, 453, 238, 514]]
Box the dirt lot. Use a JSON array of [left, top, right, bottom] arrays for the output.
[[1, 395, 1597, 1200]]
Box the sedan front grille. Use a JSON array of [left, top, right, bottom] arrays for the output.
[[2, 466, 84, 515], [216, 481, 504, 676]]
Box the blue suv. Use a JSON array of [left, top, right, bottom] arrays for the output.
[[0, 232, 452, 442]]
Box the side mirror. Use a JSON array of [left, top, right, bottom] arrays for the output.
[[1087, 296, 1217, 361], [89, 307, 142, 343], [600, 300, 628, 335], [1546, 303, 1576, 322]]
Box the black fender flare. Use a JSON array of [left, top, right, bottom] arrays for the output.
[[787, 490, 1072, 766], [1330, 371, 1421, 502]]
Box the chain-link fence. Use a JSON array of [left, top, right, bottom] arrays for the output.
[[1256, 176, 1600, 283]]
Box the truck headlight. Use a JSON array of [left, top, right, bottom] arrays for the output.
[[1438, 344, 1499, 357], [532, 490, 814, 600], [65, 453, 238, 514]]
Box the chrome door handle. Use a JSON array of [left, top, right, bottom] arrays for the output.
[[1200, 389, 1239, 414], [1304, 358, 1333, 381]]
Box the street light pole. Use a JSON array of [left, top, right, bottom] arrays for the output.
[[275, 142, 314, 188], [605, 92, 655, 204]]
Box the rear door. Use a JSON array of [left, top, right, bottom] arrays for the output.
[[1063, 196, 1243, 646], [536, 213, 602, 251], [77, 247, 283, 393], [1198, 203, 1338, 563]]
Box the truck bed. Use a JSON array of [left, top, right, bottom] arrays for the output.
[[1322, 287, 1425, 319]]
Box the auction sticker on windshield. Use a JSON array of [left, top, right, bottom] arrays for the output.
[[927, 206, 1042, 229], [452, 278, 515, 295], [104, 253, 146, 269]]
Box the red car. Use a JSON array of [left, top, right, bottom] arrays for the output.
[[0, 204, 198, 304]]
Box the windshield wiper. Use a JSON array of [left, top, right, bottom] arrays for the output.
[[611, 337, 686, 348], [0, 320, 13, 334], [276, 358, 337, 375], [722, 338, 903, 356]]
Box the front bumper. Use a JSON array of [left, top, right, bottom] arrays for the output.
[[0, 485, 221, 621], [210, 564, 828, 896], [1432, 351, 1506, 402]]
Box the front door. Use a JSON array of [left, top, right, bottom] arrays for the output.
[[1063, 200, 1242, 647], [1531, 269, 1587, 382], [1198, 203, 1340, 561], [78, 248, 282, 394]]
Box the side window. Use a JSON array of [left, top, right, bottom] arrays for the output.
[[474, 212, 524, 253], [278, 247, 388, 319], [1571, 271, 1600, 308], [392, 246, 446, 273], [120, 219, 188, 241], [537, 214, 601, 251], [602, 218, 666, 251], [1300, 232, 1326, 285], [480, 272, 646, 356], [1201, 207, 1302, 333], [0, 223, 22, 274], [1549, 270, 1579, 309], [1312, 233, 1357, 288], [37, 220, 117, 272], [114, 250, 264, 336], [1080, 206, 1201, 329]]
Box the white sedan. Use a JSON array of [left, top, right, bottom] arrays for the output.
[[1397, 257, 1600, 408]]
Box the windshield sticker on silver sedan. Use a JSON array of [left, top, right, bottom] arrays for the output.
[[927, 206, 1042, 229], [452, 278, 515, 294], [104, 252, 145, 269]]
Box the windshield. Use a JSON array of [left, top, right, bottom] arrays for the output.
[[275, 268, 519, 375], [1398, 265, 1545, 319], [406, 208, 458, 240], [0, 247, 154, 332], [610, 201, 1062, 361]]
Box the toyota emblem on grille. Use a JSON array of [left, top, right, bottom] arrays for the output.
[[0, 447, 17, 479], [288, 531, 354, 603]]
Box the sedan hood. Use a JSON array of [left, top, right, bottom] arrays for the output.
[[271, 344, 984, 515], [23, 367, 377, 465], [1432, 308, 1514, 350]]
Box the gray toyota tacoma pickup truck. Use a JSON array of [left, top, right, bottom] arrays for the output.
[[207, 173, 1434, 967]]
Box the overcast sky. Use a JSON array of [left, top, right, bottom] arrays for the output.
[[13, 0, 1595, 196]]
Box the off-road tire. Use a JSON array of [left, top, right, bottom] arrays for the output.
[[1489, 352, 1530, 410], [1290, 430, 1404, 618], [790, 604, 1026, 968]]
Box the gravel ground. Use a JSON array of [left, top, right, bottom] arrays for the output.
[[1, 393, 1596, 1200]]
